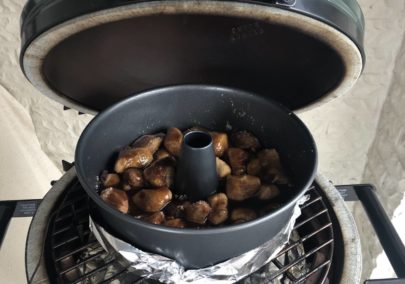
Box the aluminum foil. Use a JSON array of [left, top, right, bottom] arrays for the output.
[[90, 195, 309, 284]]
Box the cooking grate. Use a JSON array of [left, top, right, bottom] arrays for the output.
[[44, 180, 340, 284]]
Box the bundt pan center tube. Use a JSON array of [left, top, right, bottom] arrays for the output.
[[176, 131, 219, 201], [75, 85, 317, 268]]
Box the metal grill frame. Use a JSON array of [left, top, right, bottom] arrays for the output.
[[44, 181, 340, 284]]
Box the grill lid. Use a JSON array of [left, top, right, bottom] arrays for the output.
[[20, 0, 364, 115]]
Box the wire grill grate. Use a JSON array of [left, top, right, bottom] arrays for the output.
[[45, 181, 337, 284]]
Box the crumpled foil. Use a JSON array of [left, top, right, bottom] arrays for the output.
[[89, 195, 309, 284]]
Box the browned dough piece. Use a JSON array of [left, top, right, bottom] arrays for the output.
[[132, 134, 164, 154], [210, 132, 229, 157], [144, 157, 176, 188], [227, 148, 249, 176], [216, 158, 231, 179], [257, 184, 280, 200], [164, 218, 186, 228], [100, 187, 129, 214], [184, 201, 212, 225], [132, 187, 172, 213], [207, 193, 229, 225], [247, 158, 262, 176], [231, 131, 261, 151], [230, 208, 257, 224], [155, 149, 171, 161], [141, 211, 165, 225], [100, 171, 120, 187], [226, 175, 261, 201], [164, 127, 183, 157], [114, 147, 153, 173], [123, 168, 144, 188]]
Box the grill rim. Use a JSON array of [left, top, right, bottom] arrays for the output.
[[315, 174, 362, 284]]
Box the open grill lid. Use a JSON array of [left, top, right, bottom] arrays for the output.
[[20, 0, 364, 115]]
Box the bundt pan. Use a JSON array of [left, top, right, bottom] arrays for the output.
[[20, 0, 365, 269], [75, 85, 317, 268]]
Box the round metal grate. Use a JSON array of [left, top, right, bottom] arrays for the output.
[[43, 180, 339, 283]]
